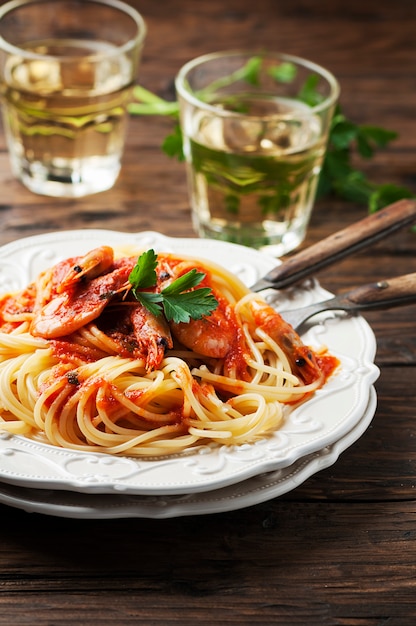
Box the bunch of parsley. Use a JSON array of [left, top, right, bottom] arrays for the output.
[[317, 107, 414, 213], [128, 57, 415, 216]]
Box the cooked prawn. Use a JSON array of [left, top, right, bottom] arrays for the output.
[[130, 303, 173, 371], [30, 248, 174, 371], [94, 300, 173, 372], [170, 305, 237, 359], [32, 257, 81, 313], [155, 256, 236, 359], [30, 265, 131, 339], [57, 246, 114, 293], [247, 298, 324, 385]]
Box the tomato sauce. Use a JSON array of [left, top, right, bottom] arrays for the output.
[[316, 354, 340, 382]]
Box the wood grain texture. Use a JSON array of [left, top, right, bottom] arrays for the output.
[[0, 0, 415, 624]]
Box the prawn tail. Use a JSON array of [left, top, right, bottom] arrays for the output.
[[144, 334, 173, 372], [130, 304, 173, 372]]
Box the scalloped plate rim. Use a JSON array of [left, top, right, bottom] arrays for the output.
[[0, 388, 377, 519], [0, 229, 379, 495]]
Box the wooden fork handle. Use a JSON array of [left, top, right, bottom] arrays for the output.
[[340, 272, 416, 310], [251, 199, 416, 291]]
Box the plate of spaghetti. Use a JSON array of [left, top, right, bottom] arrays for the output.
[[0, 388, 377, 518], [0, 230, 379, 495]]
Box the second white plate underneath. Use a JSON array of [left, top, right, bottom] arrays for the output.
[[0, 389, 377, 519], [0, 229, 379, 495]]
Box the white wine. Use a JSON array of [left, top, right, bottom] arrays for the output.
[[185, 96, 326, 254], [0, 39, 134, 196]]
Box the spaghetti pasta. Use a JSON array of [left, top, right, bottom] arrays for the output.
[[0, 246, 338, 457]]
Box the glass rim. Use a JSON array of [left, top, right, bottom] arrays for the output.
[[0, 0, 147, 61], [175, 49, 340, 118]]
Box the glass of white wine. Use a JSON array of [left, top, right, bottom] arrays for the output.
[[0, 0, 146, 197], [176, 51, 339, 256]]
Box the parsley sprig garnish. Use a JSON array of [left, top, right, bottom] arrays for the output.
[[128, 250, 218, 324], [128, 57, 415, 216]]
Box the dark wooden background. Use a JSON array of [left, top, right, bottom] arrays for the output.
[[0, 0, 415, 624]]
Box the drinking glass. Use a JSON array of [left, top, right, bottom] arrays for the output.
[[176, 51, 339, 255], [0, 0, 146, 197]]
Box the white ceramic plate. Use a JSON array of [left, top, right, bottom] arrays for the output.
[[0, 389, 377, 518], [0, 230, 379, 495]]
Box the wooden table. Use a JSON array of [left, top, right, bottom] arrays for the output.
[[0, 0, 415, 623]]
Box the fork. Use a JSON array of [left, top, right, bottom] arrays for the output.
[[279, 273, 416, 331]]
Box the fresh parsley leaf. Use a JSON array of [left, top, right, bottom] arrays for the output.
[[199, 55, 263, 97], [128, 252, 219, 324], [322, 148, 352, 180], [162, 288, 218, 323], [160, 269, 218, 322], [161, 268, 205, 295], [162, 124, 185, 161], [268, 61, 297, 84], [297, 74, 324, 106], [133, 291, 164, 317], [332, 170, 375, 205], [369, 184, 415, 213], [128, 249, 158, 294], [330, 114, 359, 150], [360, 125, 398, 148], [356, 126, 398, 158], [240, 55, 263, 86]]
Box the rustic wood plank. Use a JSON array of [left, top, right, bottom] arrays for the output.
[[0, 0, 415, 624], [0, 500, 415, 624]]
